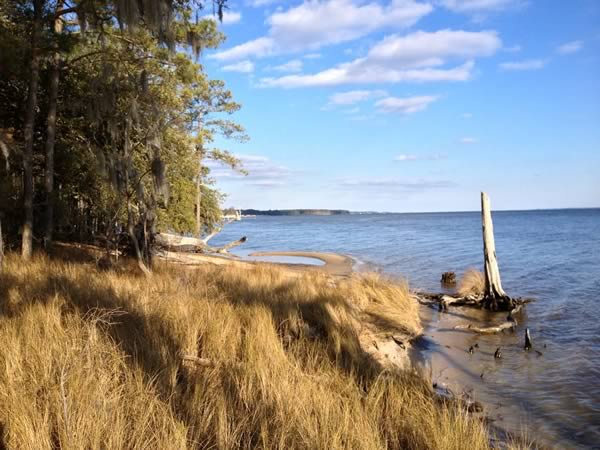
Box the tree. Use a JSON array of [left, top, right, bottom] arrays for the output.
[[21, 0, 44, 259], [0, 0, 247, 270]]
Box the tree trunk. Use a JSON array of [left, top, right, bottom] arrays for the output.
[[127, 198, 150, 275], [43, 0, 64, 248], [21, 0, 44, 259], [0, 219, 4, 271], [481, 192, 511, 310], [196, 157, 202, 238]]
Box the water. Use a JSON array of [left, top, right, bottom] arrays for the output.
[[210, 209, 600, 449]]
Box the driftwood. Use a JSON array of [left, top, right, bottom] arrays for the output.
[[181, 355, 214, 368], [416, 194, 528, 315], [524, 328, 532, 351], [156, 232, 247, 255], [454, 321, 515, 334], [216, 236, 247, 254], [414, 290, 533, 335]]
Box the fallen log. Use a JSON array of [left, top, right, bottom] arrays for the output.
[[157, 232, 247, 256], [216, 236, 247, 254], [454, 321, 516, 334]]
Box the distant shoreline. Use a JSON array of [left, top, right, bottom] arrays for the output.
[[241, 209, 350, 216], [238, 207, 600, 216]]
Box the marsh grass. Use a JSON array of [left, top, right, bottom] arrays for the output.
[[0, 252, 498, 449], [458, 268, 486, 298]]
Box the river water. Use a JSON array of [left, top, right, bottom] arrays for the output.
[[211, 209, 600, 449]]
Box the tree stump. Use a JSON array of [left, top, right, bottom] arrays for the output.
[[481, 192, 513, 311], [441, 272, 456, 285]]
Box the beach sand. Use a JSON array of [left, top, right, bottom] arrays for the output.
[[162, 250, 354, 277]]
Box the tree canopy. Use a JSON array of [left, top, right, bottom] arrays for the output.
[[0, 0, 246, 267]]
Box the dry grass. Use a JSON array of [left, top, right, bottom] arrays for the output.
[[0, 253, 498, 449], [458, 268, 485, 298]]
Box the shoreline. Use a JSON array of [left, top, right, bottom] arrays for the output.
[[161, 249, 355, 278], [248, 251, 354, 277]]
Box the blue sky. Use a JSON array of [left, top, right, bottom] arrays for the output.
[[202, 0, 600, 212]]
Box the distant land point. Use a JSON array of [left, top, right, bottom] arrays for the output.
[[241, 209, 350, 216]]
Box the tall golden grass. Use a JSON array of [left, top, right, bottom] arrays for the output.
[[0, 253, 502, 449], [458, 268, 486, 298]]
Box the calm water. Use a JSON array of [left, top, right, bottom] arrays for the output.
[[211, 209, 600, 449]]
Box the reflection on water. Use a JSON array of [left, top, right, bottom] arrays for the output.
[[210, 209, 600, 449], [235, 249, 325, 266]]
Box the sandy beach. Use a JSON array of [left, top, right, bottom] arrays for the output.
[[162, 249, 354, 277]]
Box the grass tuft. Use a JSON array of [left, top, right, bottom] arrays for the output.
[[458, 268, 485, 297], [0, 253, 502, 449]]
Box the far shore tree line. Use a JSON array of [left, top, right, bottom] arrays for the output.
[[0, 0, 247, 272]]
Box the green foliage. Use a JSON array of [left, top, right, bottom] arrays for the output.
[[0, 0, 246, 243]]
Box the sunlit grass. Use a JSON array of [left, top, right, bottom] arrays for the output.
[[458, 268, 485, 298], [0, 252, 506, 449]]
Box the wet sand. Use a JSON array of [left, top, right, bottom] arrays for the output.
[[412, 303, 553, 447], [162, 250, 354, 277], [249, 251, 354, 277]]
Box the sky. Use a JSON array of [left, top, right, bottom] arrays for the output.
[[201, 0, 600, 212]]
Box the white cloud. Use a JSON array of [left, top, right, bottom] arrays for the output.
[[203, 11, 242, 25], [440, 0, 524, 13], [556, 40, 583, 55], [328, 89, 387, 105], [461, 112, 473, 118], [268, 0, 433, 51], [337, 177, 454, 190], [246, 0, 281, 7], [460, 137, 478, 144], [221, 60, 255, 73], [273, 59, 303, 73], [375, 95, 439, 114], [304, 53, 322, 59], [211, 37, 276, 62], [261, 62, 476, 87], [211, 0, 432, 61], [395, 154, 418, 161], [394, 153, 447, 161], [210, 154, 292, 187], [261, 29, 501, 87], [343, 106, 361, 114], [499, 59, 545, 71]]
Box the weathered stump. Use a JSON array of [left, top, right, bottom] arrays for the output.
[[481, 192, 513, 311], [441, 272, 456, 285]]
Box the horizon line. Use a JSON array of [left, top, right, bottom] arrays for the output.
[[234, 206, 600, 214]]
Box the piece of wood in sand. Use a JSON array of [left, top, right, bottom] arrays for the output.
[[454, 321, 516, 334]]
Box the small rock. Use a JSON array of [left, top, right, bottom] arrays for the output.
[[494, 347, 502, 359]]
